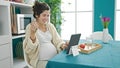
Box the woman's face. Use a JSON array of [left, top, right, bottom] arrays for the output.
[[36, 10, 50, 24]]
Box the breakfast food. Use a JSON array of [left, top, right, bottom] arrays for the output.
[[79, 44, 85, 49], [78, 43, 102, 54]]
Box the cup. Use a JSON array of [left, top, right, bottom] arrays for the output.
[[86, 37, 92, 44], [86, 37, 93, 49]]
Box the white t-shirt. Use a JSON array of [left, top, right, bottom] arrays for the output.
[[37, 29, 57, 60]]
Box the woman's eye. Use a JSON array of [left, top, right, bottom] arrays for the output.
[[47, 15, 49, 17], [43, 14, 46, 17]]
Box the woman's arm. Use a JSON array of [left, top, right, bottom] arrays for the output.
[[23, 24, 39, 54], [48, 23, 68, 52]]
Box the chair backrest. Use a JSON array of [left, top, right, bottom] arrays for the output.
[[90, 31, 113, 40]]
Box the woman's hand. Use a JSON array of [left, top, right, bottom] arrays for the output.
[[30, 21, 38, 43], [30, 21, 38, 34], [60, 41, 69, 50]]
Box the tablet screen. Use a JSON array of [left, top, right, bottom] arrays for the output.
[[66, 34, 81, 54]]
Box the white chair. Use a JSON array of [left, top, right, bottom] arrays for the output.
[[90, 31, 113, 40]]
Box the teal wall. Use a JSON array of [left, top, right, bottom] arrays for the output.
[[94, 0, 115, 39]]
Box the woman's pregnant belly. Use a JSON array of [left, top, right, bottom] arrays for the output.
[[39, 43, 57, 60]]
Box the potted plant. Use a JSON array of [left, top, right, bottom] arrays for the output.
[[100, 15, 111, 43]]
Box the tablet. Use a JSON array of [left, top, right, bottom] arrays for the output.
[[66, 34, 81, 54]]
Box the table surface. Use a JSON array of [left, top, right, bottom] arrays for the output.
[[46, 40, 120, 68]]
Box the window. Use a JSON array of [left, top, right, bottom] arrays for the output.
[[61, 0, 93, 40], [115, 0, 120, 40], [61, 13, 75, 40], [77, 12, 93, 39]]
